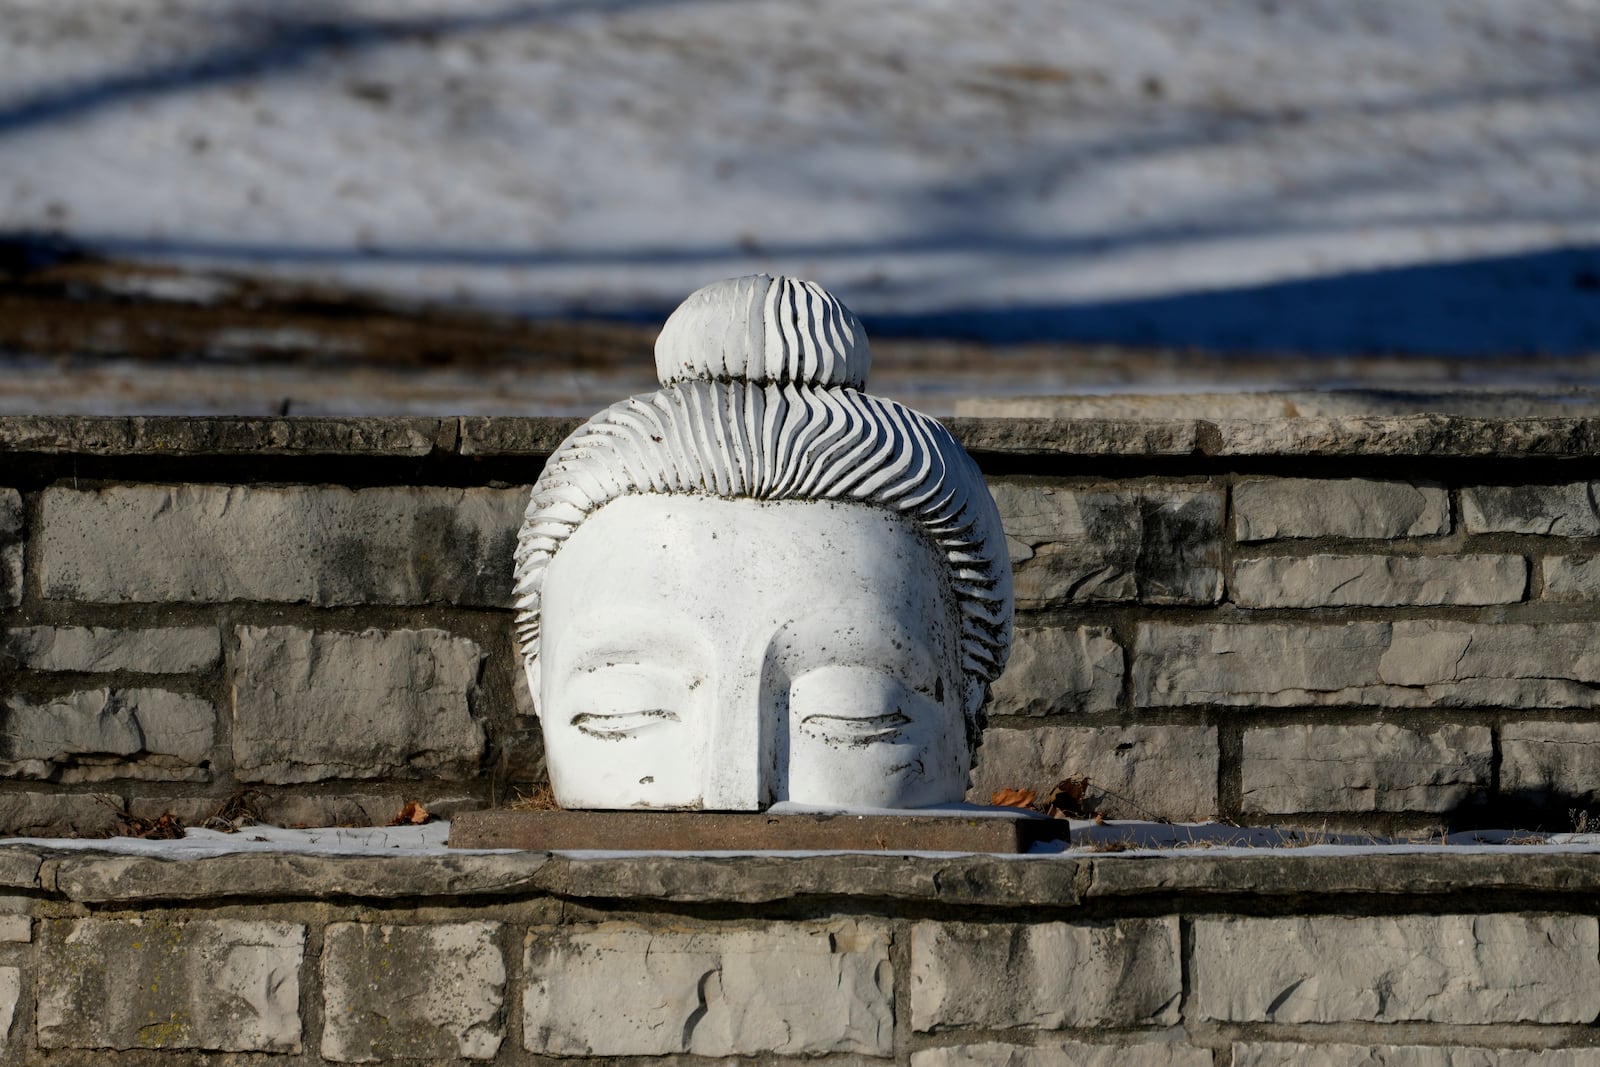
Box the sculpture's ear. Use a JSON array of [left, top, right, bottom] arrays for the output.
[[521, 656, 542, 720]]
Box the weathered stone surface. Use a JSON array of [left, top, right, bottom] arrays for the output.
[[1234, 478, 1448, 541], [1501, 721, 1600, 803], [910, 919, 1180, 1032], [1232, 554, 1526, 608], [323, 921, 504, 1061], [914, 1042, 1212, 1067], [989, 484, 1223, 607], [1, 688, 213, 782], [37, 917, 304, 1051], [0, 625, 220, 673], [0, 968, 16, 1054], [524, 921, 893, 1057], [232, 626, 484, 783], [39, 484, 528, 606], [987, 626, 1122, 716], [253, 793, 405, 829], [946, 417, 1200, 457], [1212, 416, 1600, 458], [0, 415, 448, 456], [1461, 483, 1600, 535], [1242, 724, 1492, 813], [1191, 915, 1600, 1023], [0, 488, 21, 608], [1235, 1044, 1600, 1067], [1542, 554, 1600, 600], [458, 415, 583, 456], [1137, 621, 1600, 709], [0, 914, 29, 942], [0, 791, 122, 836], [968, 725, 1217, 821]]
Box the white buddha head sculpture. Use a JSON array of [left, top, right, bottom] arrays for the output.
[[514, 275, 1012, 810]]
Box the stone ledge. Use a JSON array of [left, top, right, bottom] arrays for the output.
[[5, 414, 1600, 459], [11, 844, 1600, 906]]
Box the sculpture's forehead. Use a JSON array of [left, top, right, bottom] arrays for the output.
[[543, 494, 953, 632]]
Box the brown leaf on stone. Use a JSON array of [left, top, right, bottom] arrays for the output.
[[990, 787, 1037, 810], [110, 808, 184, 840], [1043, 776, 1095, 819], [389, 800, 432, 826]]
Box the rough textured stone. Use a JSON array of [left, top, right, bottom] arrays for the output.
[[0, 791, 122, 836], [946, 417, 1200, 457], [1542, 554, 1600, 600], [39, 484, 528, 607], [910, 919, 1180, 1032], [0, 625, 220, 673], [1235, 1044, 1600, 1067], [1461, 483, 1600, 535], [1, 688, 213, 782], [1502, 721, 1600, 804], [1232, 554, 1526, 608], [1212, 416, 1600, 458], [323, 921, 504, 1061], [0, 488, 21, 608], [0, 968, 16, 1054], [0, 415, 448, 456], [253, 793, 407, 829], [1137, 621, 1600, 709], [232, 626, 484, 783], [987, 625, 1122, 716], [1192, 915, 1600, 1023], [968, 725, 1217, 821], [1242, 724, 1492, 813], [458, 415, 583, 456], [0, 914, 29, 942], [37, 917, 304, 1051], [914, 1043, 1212, 1067], [989, 484, 1222, 607], [1234, 477, 1448, 541], [523, 921, 893, 1057]]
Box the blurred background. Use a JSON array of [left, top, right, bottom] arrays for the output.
[[2, 0, 1598, 416]]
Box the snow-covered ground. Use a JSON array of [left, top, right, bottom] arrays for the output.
[[3, 0, 1599, 355]]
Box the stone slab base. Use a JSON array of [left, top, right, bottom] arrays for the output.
[[447, 808, 1070, 852]]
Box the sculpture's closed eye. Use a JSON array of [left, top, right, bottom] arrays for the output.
[[571, 709, 681, 740], [798, 710, 911, 746]]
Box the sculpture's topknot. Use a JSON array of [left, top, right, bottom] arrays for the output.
[[654, 275, 872, 390]]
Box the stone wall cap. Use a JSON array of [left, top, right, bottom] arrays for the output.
[[14, 840, 1600, 905], [4, 413, 1600, 459]]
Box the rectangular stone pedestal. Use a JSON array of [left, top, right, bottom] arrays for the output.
[[448, 809, 1069, 853]]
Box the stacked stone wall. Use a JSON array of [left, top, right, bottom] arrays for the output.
[[0, 846, 1597, 1064], [4, 414, 1600, 833]]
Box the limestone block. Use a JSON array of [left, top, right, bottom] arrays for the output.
[[0, 489, 19, 608], [0, 914, 29, 942], [1461, 483, 1600, 535], [987, 625, 1121, 716], [1235, 1044, 1600, 1067], [1232, 554, 1526, 608], [523, 920, 893, 1057], [1191, 915, 1600, 1023], [1234, 478, 1448, 540], [0, 625, 220, 673], [967, 725, 1217, 821], [37, 917, 304, 1051], [1137, 621, 1600, 709], [1, 688, 213, 782], [1502, 721, 1600, 803], [0, 791, 123, 836], [1242, 724, 1492, 813], [910, 919, 1180, 1031], [914, 1042, 1212, 1067], [989, 484, 1222, 607], [0, 968, 16, 1055], [322, 921, 504, 1061], [232, 626, 484, 783], [38, 484, 527, 606], [1542, 554, 1600, 600]]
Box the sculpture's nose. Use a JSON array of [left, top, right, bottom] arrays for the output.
[[699, 658, 775, 811]]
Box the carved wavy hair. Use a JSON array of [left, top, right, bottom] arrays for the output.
[[514, 276, 1013, 731]]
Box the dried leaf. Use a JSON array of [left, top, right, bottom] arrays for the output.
[[1043, 776, 1097, 819], [990, 787, 1037, 810], [389, 800, 432, 826]]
